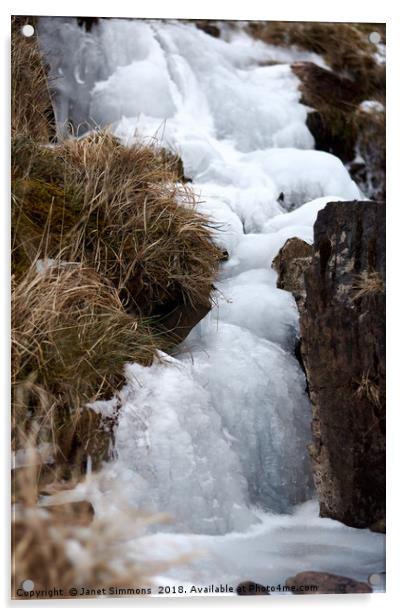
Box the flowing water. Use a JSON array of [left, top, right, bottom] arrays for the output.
[[38, 17, 385, 589]]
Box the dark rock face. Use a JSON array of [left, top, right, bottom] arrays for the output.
[[155, 299, 212, 345], [123, 280, 213, 346], [285, 571, 372, 594], [350, 109, 386, 203], [76, 17, 100, 31], [274, 201, 385, 529], [194, 20, 221, 38]]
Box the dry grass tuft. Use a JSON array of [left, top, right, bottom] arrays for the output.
[[12, 132, 221, 315], [11, 263, 160, 464], [247, 21, 385, 95], [354, 371, 381, 409], [12, 508, 162, 598], [12, 458, 174, 599], [352, 270, 384, 301], [62, 132, 221, 313], [11, 16, 55, 142]]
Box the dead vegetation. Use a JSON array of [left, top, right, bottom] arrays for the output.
[[12, 133, 221, 314], [12, 456, 175, 599], [11, 16, 55, 142], [12, 508, 161, 599], [352, 270, 385, 301], [354, 371, 382, 409], [247, 21, 385, 95], [11, 263, 161, 467], [11, 16, 217, 596]]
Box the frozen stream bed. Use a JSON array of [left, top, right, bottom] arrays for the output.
[[141, 501, 385, 593], [38, 18, 385, 589]]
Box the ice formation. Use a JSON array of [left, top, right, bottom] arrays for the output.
[[38, 18, 384, 584]]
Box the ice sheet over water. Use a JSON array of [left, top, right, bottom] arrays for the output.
[[137, 501, 385, 590]]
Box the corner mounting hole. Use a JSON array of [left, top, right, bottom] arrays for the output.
[[368, 31, 381, 44], [21, 24, 35, 37], [22, 579, 34, 591]]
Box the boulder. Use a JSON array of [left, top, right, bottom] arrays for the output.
[[272, 237, 313, 306], [285, 571, 372, 594], [236, 580, 270, 595], [273, 201, 385, 529]]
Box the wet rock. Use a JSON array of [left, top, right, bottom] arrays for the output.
[[274, 201, 385, 528], [124, 274, 215, 346], [156, 299, 212, 345], [272, 237, 313, 305], [236, 580, 270, 595], [285, 571, 372, 594]]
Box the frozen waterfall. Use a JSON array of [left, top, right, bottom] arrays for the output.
[[37, 17, 384, 585]]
